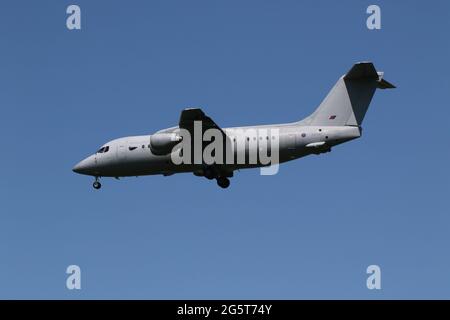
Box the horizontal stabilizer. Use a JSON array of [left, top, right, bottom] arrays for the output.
[[377, 78, 396, 89], [345, 62, 396, 89], [344, 62, 379, 80]]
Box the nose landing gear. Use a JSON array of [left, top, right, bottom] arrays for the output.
[[93, 177, 102, 189]]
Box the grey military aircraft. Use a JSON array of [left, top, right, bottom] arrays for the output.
[[73, 62, 394, 189]]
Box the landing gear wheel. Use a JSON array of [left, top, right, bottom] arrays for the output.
[[204, 168, 215, 180], [93, 181, 101, 189], [216, 177, 230, 189]]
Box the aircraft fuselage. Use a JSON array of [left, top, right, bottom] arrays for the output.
[[73, 124, 361, 178]]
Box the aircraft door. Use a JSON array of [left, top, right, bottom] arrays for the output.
[[287, 133, 296, 159], [117, 140, 128, 160]]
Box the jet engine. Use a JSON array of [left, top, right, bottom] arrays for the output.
[[149, 132, 182, 155]]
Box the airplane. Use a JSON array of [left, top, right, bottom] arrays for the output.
[[73, 62, 395, 189]]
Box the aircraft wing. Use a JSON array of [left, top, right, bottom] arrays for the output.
[[179, 108, 227, 136], [178, 108, 233, 177]]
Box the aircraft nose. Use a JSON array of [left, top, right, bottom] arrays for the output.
[[72, 156, 96, 175]]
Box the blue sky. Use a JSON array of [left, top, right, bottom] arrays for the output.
[[0, 0, 449, 299]]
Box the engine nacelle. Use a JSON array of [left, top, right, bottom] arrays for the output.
[[149, 133, 182, 155]]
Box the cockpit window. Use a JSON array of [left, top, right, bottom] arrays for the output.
[[97, 146, 110, 153]]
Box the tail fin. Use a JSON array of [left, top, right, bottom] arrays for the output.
[[302, 62, 395, 127]]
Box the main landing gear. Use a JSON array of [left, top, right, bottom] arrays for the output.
[[93, 177, 102, 189], [216, 177, 230, 189], [204, 167, 215, 180], [197, 166, 232, 188]]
